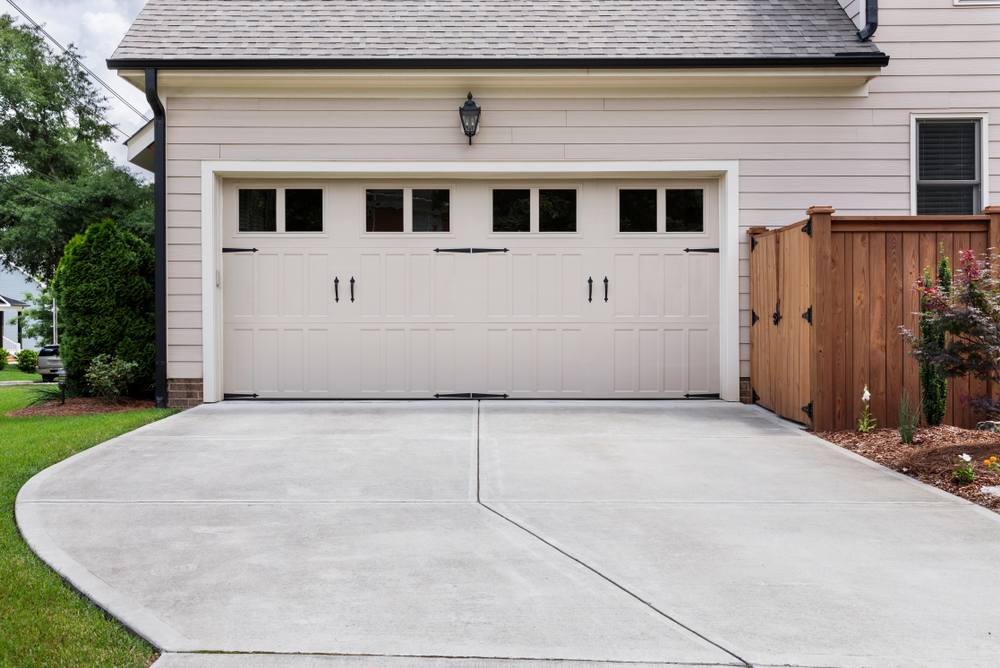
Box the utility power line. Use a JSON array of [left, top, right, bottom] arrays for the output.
[[0, 178, 73, 211], [5, 0, 151, 125]]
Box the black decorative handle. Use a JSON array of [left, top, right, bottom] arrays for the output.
[[604, 276, 609, 303], [334, 277, 340, 303], [587, 276, 593, 303], [350, 277, 356, 303]]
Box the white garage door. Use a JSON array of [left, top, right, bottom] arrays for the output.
[[222, 179, 720, 399]]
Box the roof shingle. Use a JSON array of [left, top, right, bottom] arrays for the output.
[[110, 0, 881, 64]]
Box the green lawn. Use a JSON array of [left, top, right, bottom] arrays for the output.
[[0, 386, 174, 667], [0, 368, 43, 382]]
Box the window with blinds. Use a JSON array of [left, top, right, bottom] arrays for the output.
[[916, 119, 982, 215]]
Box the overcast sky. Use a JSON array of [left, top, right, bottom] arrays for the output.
[[2, 0, 150, 173]]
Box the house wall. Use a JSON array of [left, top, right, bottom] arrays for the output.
[[160, 0, 1000, 398], [0, 267, 43, 352]]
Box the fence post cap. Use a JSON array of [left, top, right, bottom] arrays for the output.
[[807, 205, 836, 215], [983, 205, 1000, 215]]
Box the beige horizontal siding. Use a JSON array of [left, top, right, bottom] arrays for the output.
[[164, 0, 1000, 383]]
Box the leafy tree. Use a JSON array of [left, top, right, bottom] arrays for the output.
[[53, 220, 154, 395], [918, 252, 951, 425], [0, 14, 112, 178], [0, 168, 152, 280], [906, 250, 1000, 418], [0, 15, 152, 281], [15, 285, 54, 344]]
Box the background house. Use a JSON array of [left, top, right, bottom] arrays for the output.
[[0, 266, 42, 353]]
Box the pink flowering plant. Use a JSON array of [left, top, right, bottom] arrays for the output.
[[904, 249, 1000, 417]]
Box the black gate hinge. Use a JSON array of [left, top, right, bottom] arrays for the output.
[[802, 401, 814, 420], [772, 308, 782, 326], [802, 306, 813, 325], [752, 310, 759, 326], [223, 393, 259, 400], [802, 219, 813, 237], [751, 236, 758, 252], [222, 247, 259, 254], [751, 388, 760, 404]]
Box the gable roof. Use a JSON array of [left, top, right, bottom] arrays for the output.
[[108, 0, 886, 69]]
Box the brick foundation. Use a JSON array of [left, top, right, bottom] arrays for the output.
[[167, 378, 203, 409], [739, 377, 753, 404]]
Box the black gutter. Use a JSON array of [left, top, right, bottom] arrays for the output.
[[143, 68, 168, 409], [858, 0, 879, 41], [108, 54, 889, 70]]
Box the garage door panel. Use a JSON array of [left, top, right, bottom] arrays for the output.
[[279, 328, 305, 393], [305, 329, 330, 394], [223, 254, 255, 319], [663, 329, 688, 394], [254, 329, 280, 394], [255, 254, 280, 318], [306, 254, 333, 318], [638, 329, 662, 393]]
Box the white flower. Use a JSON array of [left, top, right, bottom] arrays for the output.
[[960, 453, 972, 463], [862, 386, 871, 403]]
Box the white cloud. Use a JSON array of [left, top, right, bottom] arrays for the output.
[[3, 0, 150, 174]]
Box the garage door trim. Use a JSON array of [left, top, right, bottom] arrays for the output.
[[199, 160, 741, 402]]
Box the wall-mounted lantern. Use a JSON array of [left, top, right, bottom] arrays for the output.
[[459, 92, 481, 145]]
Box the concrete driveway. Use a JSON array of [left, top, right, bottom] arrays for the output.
[[16, 401, 1000, 667]]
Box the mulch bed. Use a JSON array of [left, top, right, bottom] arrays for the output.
[[7, 397, 155, 417], [818, 425, 1000, 513]]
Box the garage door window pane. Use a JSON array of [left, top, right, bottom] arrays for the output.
[[493, 189, 530, 232], [239, 189, 277, 232], [285, 189, 323, 232], [539, 189, 577, 232], [412, 189, 450, 232], [664, 190, 704, 233], [619, 190, 657, 232], [366, 189, 404, 232]]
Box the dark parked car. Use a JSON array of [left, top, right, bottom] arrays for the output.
[[36, 345, 63, 382]]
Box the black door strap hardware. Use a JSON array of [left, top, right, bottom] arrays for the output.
[[683, 247, 720, 253], [333, 277, 340, 303], [587, 276, 593, 303], [222, 247, 258, 254], [350, 277, 356, 303], [434, 392, 509, 399], [434, 248, 510, 254], [604, 276, 609, 303]]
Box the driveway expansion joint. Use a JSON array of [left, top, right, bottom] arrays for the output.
[[473, 402, 752, 668]]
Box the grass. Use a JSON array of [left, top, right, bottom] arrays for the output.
[[0, 386, 174, 667], [0, 368, 43, 382]]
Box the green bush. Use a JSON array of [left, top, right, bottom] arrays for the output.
[[84, 354, 138, 403], [0, 348, 7, 371], [15, 349, 38, 373], [53, 220, 154, 395], [898, 390, 918, 445], [918, 254, 951, 426]]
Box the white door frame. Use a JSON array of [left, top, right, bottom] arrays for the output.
[[200, 160, 741, 403]]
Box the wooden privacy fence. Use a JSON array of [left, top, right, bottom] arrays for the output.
[[750, 205, 1000, 431]]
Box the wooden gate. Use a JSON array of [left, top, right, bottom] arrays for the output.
[[750, 206, 1000, 431]]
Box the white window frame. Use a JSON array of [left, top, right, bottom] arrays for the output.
[[361, 185, 454, 236], [953, 1, 1000, 7], [234, 183, 328, 236], [909, 113, 990, 215], [489, 185, 582, 235]]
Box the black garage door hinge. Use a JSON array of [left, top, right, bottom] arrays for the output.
[[223, 393, 259, 400], [683, 247, 719, 253], [684, 393, 721, 399], [434, 248, 509, 254], [222, 247, 259, 254], [435, 392, 509, 399]]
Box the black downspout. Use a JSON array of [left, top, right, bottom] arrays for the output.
[[144, 69, 168, 409], [858, 0, 878, 41]]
